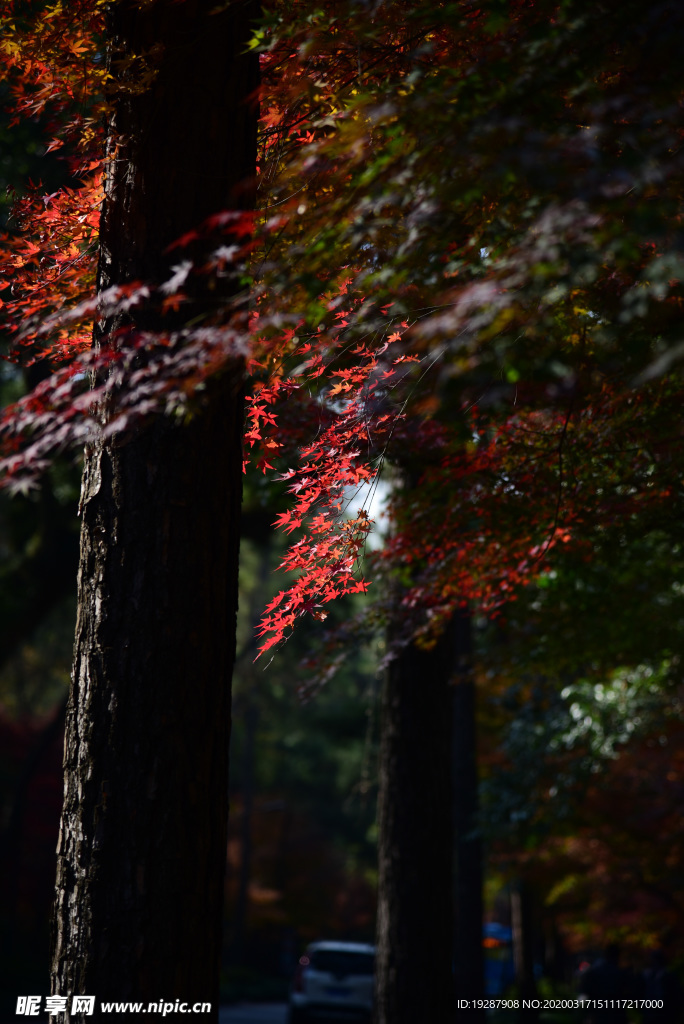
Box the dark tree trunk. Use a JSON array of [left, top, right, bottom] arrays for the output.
[[50, 1, 257, 1018], [512, 881, 539, 1022], [374, 627, 455, 1024], [543, 914, 567, 984], [452, 612, 485, 1021], [232, 700, 257, 967]]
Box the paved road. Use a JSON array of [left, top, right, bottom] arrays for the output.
[[219, 1004, 288, 1024]]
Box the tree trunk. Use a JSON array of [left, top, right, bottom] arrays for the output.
[[452, 611, 485, 1021], [232, 700, 258, 967], [50, 1, 257, 1018], [512, 881, 539, 1022], [375, 627, 455, 1024]]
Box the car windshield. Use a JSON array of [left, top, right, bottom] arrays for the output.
[[310, 951, 375, 977]]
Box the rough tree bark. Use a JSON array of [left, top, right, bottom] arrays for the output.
[[50, 1, 257, 1018], [512, 880, 539, 1023], [452, 611, 485, 1022], [374, 608, 487, 1024], [375, 624, 455, 1024]]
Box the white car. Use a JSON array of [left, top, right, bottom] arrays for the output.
[[288, 940, 376, 1022]]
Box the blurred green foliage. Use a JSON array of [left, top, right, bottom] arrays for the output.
[[476, 524, 684, 962], [0, 84, 70, 229], [226, 527, 379, 957]]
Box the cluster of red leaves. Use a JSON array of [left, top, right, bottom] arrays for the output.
[[0, 0, 106, 359], [1, 0, 106, 129], [381, 370, 684, 631], [245, 325, 422, 652], [0, 173, 102, 362], [0, 314, 251, 484]]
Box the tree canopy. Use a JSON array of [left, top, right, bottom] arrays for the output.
[[2, 0, 683, 659]]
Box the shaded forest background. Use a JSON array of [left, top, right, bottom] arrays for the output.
[[2, 444, 684, 1006], [2, 0, 684, 1016]]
